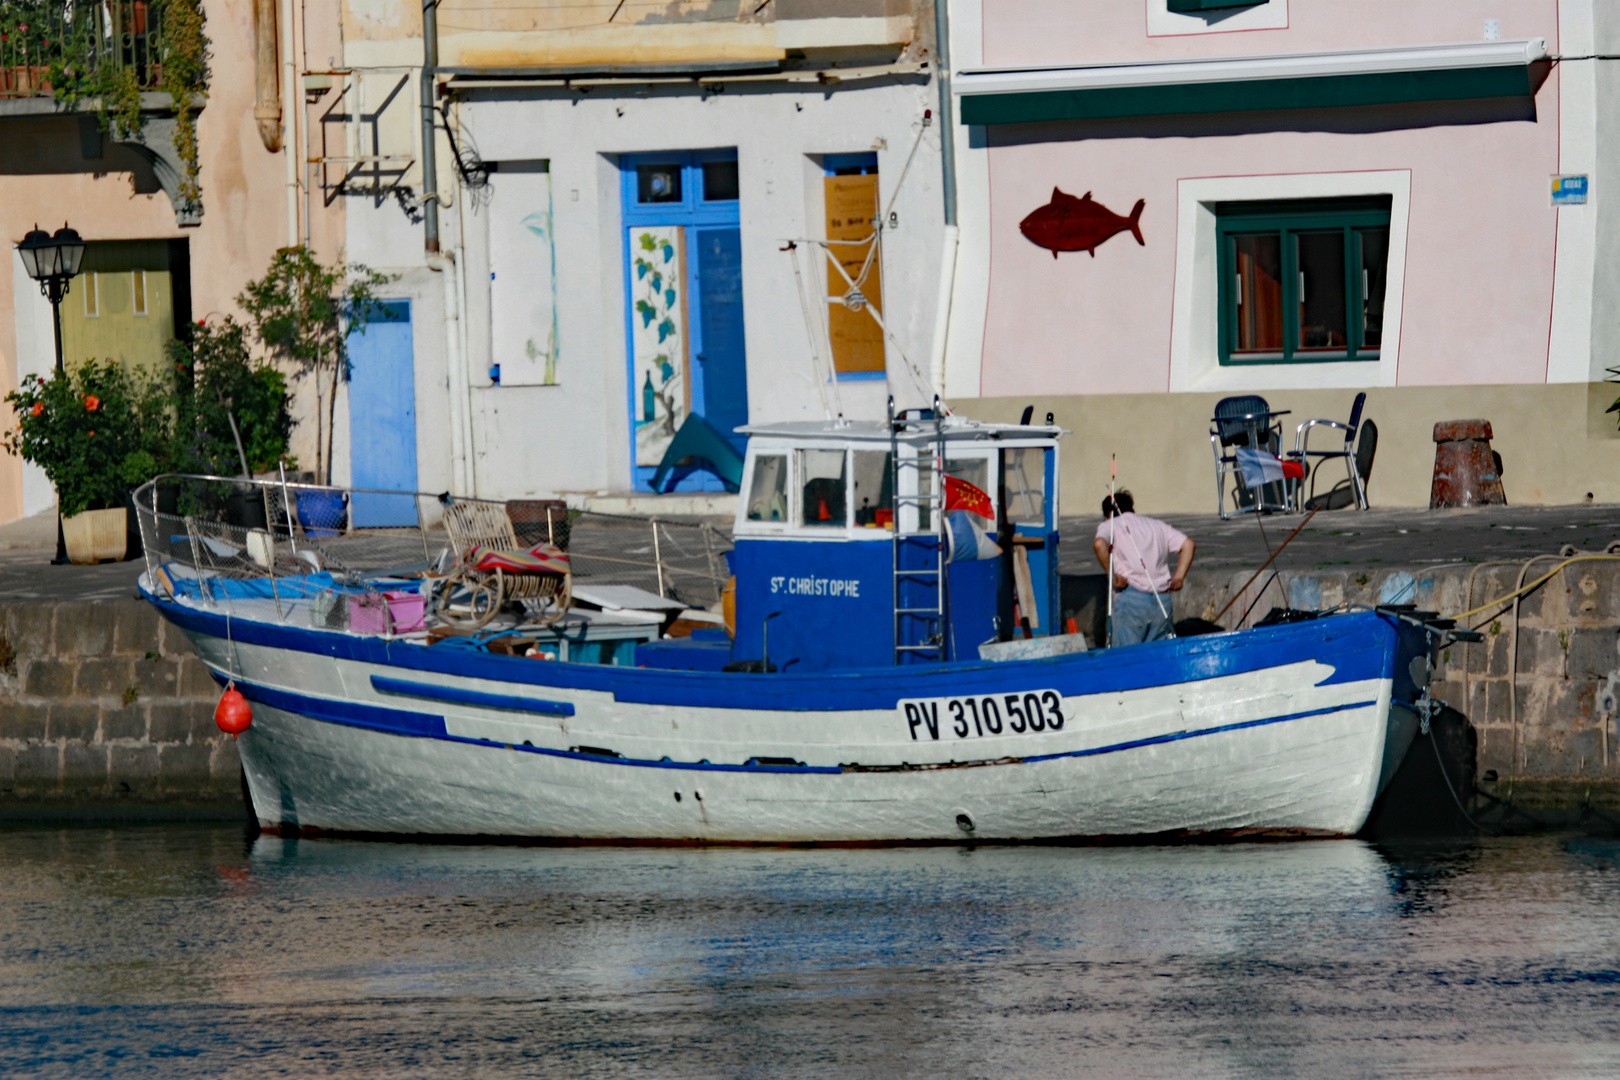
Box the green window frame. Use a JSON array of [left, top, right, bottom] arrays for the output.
[[1217, 196, 1393, 366], [1167, 0, 1265, 11]]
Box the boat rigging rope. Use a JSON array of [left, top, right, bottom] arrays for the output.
[[780, 109, 940, 404], [784, 241, 840, 419], [1425, 724, 1492, 834], [880, 111, 932, 229]]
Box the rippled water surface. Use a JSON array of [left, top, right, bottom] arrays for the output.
[[1, 827, 1617, 1078]]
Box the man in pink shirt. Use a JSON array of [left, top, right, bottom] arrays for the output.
[[1092, 490, 1196, 646]]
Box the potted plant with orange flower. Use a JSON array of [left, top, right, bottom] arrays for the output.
[[4, 360, 172, 562]]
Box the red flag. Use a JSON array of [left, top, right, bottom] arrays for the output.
[[944, 475, 994, 519]]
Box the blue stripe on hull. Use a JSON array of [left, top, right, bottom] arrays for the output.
[[149, 588, 1403, 711], [370, 675, 576, 717], [232, 676, 1378, 775]]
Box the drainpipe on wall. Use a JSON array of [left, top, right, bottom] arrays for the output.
[[928, 0, 959, 396], [430, 250, 471, 495], [252, 0, 282, 152], [453, 140, 478, 496], [279, 0, 298, 246], [420, 2, 470, 493], [421, 0, 441, 254]]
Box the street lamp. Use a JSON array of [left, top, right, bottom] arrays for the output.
[[17, 224, 86, 375], [16, 224, 87, 563]]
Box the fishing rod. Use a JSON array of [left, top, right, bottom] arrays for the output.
[[1105, 455, 1115, 648], [1213, 507, 1320, 625]]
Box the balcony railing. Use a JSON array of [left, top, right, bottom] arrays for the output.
[[0, 0, 164, 99]]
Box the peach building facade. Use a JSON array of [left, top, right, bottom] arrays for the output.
[[0, 0, 344, 524]]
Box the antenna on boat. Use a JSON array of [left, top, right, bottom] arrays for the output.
[[1106, 455, 1116, 647]]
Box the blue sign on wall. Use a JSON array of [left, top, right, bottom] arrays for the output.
[[1552, 175, 1588, 207]]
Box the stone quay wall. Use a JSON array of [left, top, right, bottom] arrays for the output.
[[0, 599, 242, 819], [1172, 556, 1620, 817]]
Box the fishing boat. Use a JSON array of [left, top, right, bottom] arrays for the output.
[[135, 407, 1463, 843]]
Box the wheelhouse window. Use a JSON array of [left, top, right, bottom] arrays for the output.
[[798, 449, 847, 527], [746, 454, 788, 523], [852, 451, 892, 528], [1219, 197, 1391, 365], [1002, 447, 1046, 525]]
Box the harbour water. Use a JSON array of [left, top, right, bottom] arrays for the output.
[[1, 826, 1617, 1078]]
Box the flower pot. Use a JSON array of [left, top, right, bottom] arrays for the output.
[[295, 488, 348, 538], [62, 507, 128, 565]]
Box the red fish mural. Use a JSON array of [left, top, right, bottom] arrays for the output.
[[1019, 188, 1145, 258]]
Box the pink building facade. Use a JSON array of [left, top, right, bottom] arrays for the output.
[[943, 1, 1620, 513]]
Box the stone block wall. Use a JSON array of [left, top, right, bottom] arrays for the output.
[[0, 599, 242, 818]]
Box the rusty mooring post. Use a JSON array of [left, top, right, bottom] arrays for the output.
[[1431, 419, 1506, 508]]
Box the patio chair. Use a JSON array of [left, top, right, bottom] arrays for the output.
[[434, 497, 571, 629], [1289, 393, 1372, 511], [1210, 395, 1290, 519], [1301, 416, 1378, 512]]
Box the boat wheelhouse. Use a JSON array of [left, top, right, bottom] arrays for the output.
[[644, 408, 1063, 674]]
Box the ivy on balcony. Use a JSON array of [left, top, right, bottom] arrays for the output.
[[0, 0, 209, 217]]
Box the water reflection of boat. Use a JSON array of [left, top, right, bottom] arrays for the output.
[[136, 410, 1462, 842]]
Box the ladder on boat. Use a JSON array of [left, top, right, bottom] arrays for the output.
[[889, 396, 949, 665]]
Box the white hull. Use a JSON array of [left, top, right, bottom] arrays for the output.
[[184, 625, 1412, 842]]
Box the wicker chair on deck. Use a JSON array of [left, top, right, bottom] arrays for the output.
[[435, 498, 571, 629]]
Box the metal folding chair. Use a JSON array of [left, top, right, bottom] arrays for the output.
[[1289, 392, 1371, 510], [1210, 395, 1290, 519]]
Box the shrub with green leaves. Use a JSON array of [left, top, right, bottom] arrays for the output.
[[3, 360, 173, 516], [168, 317, 295, 477], [239, 247, 392, 485]]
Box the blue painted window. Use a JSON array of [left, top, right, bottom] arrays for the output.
[[823, 152, 878, 177]]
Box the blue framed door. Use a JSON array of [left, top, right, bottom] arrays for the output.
[[347, 300, 419, 526], [622, 149, 747, 492], [691, 225, 747, 447]]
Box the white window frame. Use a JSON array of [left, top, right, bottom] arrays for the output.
[[82, 271, 99, 318], [1169, 169, 1410, 392]]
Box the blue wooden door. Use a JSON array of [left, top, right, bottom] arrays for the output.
[[691, 226, 748, 450], [347, 300, 418, 526]]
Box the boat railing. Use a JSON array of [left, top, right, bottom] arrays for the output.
[[132, 474, 733, 635]]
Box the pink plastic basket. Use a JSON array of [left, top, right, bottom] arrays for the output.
[[347, 590, 427, 635]]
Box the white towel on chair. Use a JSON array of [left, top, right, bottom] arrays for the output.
[[1236, 447, 1285, 488]]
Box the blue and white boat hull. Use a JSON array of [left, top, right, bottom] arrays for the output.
[[153, 589, 1427, 842]]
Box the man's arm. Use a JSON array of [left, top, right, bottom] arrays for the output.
[[1167, 538, 1196, 591], [1093, 537, 1129, 591]]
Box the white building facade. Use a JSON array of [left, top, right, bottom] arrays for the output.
[[326, 0, 951, 508]]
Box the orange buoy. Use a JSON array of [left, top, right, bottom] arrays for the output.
[[215, 685, 252, 737]]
